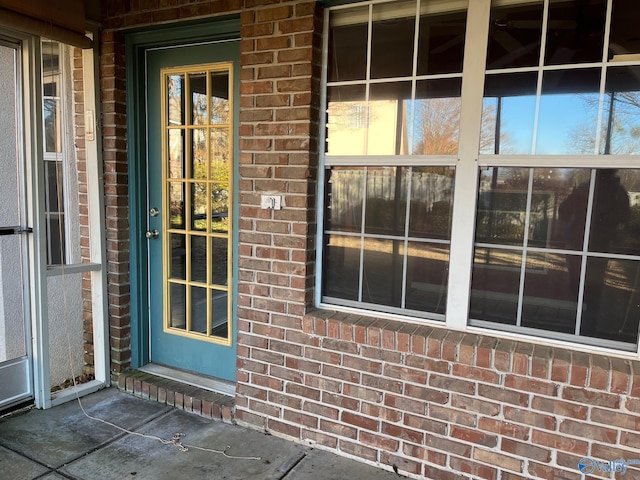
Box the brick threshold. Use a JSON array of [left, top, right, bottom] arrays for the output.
[[117, 370, 235, 423]]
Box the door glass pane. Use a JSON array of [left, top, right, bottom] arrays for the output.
[[169, 234, 186, 280], [190, 286, 207, 333], [0, 236, 26, 361], [210, 184, 229, 233], [191, 235, 207, 283], [189, 72, 207, 125], [191, 182, 207, 231], [167, 74, 184, 126], [211, 292, 228, 339], [210, 71, 229, 124], [190, 129, 207, 179], [169, 283, 186, 329], [168, 129, 184, 178], [211, 237, 228, 286], [210, 129, 229, 180], [169, 183, 185, 229]]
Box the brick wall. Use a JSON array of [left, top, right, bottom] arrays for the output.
[[99, 1, 640, 479], [237, 309, 640, 479]]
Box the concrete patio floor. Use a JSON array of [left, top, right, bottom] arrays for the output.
[[0, 388, 405, 480]]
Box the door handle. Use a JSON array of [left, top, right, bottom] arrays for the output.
[[0, 226, 33, 236], [145, 229, 159, 239]]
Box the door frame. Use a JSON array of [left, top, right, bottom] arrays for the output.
[[126, 18, 241, 372]]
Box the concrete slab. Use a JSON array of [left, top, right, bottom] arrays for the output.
[[0, 388, 170, 469], [287, 449, 401, 480], [61, 408, 309, 480], [0, 445, 50, 479]]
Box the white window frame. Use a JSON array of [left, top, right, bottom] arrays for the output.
[[316, 0, 640, 358]]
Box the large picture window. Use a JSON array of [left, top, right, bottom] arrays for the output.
[[320, 0, 640, 351]]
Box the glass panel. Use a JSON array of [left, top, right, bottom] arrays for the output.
[[364, 167, 407, 236], [47, 215, 65, 266], [190, 286, 208, 334], [191, 235, 207, 283], [531, 168, 591, 250], [191, 182, 207, 231], [210, 71, 229, 124], [210, 184, 229, 233], [0, 236, 26, 361], [189, 72, 207, 125], [326, 84, 367, 155], [210, 129, 229, 180], [169, 234, 186, 280], [486, 0, 543, 70], [211, 291, 229, 339], [481, 72, 537, 155], [405, 242, 449, 315], [470, 247, 522, 324], [544, 0, 606, 66], [609, 0, 639, 62], [362, 238, 403, 307], [601, 66, 640, 155], [322, 234, 360, 301], [368, 82, 411, 155], [581, 258, 640, 344], [211, 237, 228, 286], [46, 161, 64, 212], [167, 74, 184, 126], [43, 98, 61, 153], [537, 69, 601, 154], [412, 78, 462, 155], [589, 169, 640, 255], [168, 129, 184, 178], [169, 283, 186, 329], [325, 167, 364, 233], [370, 0, 416, 79], [521, 251, 579, 334], [417, 4, 467, 75], [169, 182, 185, 229], [408, 167, 455, 239], [476, 167, 530, 245], [191, 129, 207, 179], [328, 6, 369, 82]]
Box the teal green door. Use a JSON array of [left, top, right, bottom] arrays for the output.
[[146, 41, 239, 381]]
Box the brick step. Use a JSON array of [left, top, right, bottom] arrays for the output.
[[117, 370, 234, 423]]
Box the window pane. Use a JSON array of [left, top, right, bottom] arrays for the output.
[[46, 161, 64, 212], [486, 0, 543, 70], [476, 167, 530, 245], [44, 98, 61, 153], [328, 6, 368, 82], [536, 69, 601, 154], [325, 167, 364, 233], [326, 84, 367, 155], [531, 168, 591, 250], [609, 0, 640, 62], [521, 251, 579, 334], [408, 167, 455, 240], [588, 169, 640, 255], [362, 238, 403, 307], [417, 4, 467, 75], [210, 71, 229, 124], [601, 66, 640, 155], [412, 78, 462, 155], [369, 82, 412, 155], [470, 247, 522, 324], [544, 0, 606, 66], [405, 242, 449, 315], [370, 0, 416, 79], [364, 167, 407, 236], [481, 72, 537, 154], [581, 258, 640, 344], [322, 234, 360, 301]]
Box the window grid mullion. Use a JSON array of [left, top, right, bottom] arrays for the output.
[[516, 168, 535, 327], [357, 167, 369, 302]]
